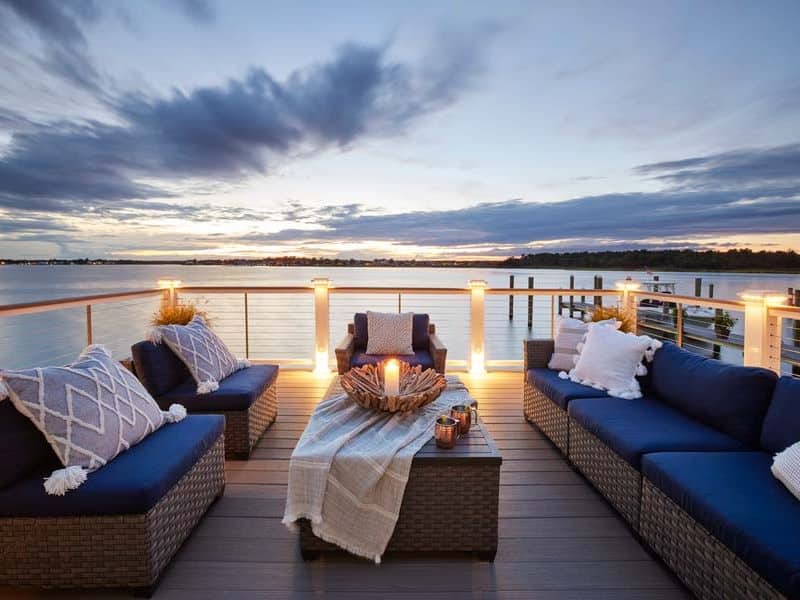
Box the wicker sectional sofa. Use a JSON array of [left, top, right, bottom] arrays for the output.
[[0, 412, 225, 596], [524, 339, 800, 600], [132, 341, 278, 459]]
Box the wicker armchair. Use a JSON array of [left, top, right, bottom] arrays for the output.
[[335, 313, 447, 374]]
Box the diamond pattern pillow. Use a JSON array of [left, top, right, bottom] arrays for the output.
[[365, 311, 414, 355], [0, 345, 185, 495], [150, 315, 247, 393]]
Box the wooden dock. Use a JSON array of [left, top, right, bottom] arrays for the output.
[[0, 371, 689, 599]]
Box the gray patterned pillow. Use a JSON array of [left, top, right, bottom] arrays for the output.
[[150, 315, 247, 393], [365, 311, 414, 355], [0, 345, 185, 495]]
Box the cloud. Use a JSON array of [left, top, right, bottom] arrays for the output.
[[635, 143, 800, 190], [0, 0, 101, 90], [170, 0, 215, 23], [1, 37, 490, 211]]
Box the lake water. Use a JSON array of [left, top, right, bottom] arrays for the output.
[[1, 265, 797, 371]]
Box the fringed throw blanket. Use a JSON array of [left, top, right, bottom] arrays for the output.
[[283, 376, 469, 563]]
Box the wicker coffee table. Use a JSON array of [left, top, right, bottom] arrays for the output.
[[298, 378, 502, 561]]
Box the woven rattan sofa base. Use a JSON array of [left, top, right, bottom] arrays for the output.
[[0, 434, 225, 596], [524, 381, 569, 454], [299, 459, 500, 561], [568, 419, 641, 531], [641, 478, 784, 600], [216, 382, 278, 459]]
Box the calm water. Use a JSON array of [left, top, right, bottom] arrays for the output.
[[1, 265, 797, 370]]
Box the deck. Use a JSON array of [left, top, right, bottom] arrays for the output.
[[1, 371, 690, 599]]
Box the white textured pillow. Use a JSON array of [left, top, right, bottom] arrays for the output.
[[0, 345, 185, 495], [365, 311, 414, 355], [150, 315, 248, 394], [548, 317, 621, 371], [773, 441, 800, 501], [567, 324, 661, 399]]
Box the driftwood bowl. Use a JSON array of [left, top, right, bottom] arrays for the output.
[[340, 362, 447, 413]]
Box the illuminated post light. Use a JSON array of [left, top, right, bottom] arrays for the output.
[[312, 278, 331, 376], [615, 277, 640, 330], [739, 290, 785, 372], [157, 279, 181, 307], [469, 280, 488, 375]]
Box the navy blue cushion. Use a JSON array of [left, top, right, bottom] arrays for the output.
[[353, 313, 430, 351], [131, 340, 191, 397], [156, 365, 279, 412], [526, 368, 609, 409], [569, 397, 744, 468], [0, 415, 224, 517], [761, 376, 800, 453], [351, 350, 434, 370], [651, 342, 777, 446], [0, 400, 56, 489], [643, 452, 800, 598]]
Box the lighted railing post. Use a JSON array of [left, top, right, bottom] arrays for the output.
[[469, 280, 487, 374], [615, 278, 640, 333], [312, 278, 331, 375], [739, 290, 785, 373], [157, 279, 181, 308]]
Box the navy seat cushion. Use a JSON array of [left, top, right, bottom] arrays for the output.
[[131, 340, 191, 397], [651, 342, 777, 446], [0, 400, 56, 489], [0, 415, 224, 517], [761, 376, 800, 454], [643, 452, 800, 598], [351, 350, 434, 370], [569, 397, 743, 469], [526, 368, 609, 409], [353, 313, 430, 351], [156, 365, 279, 412]]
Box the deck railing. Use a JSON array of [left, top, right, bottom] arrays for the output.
[[1, 280, 798, 377]]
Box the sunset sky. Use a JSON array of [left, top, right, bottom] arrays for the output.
[[1, 0, 799, 259]]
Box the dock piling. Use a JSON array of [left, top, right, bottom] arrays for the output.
[[527, 277, 534, 329], [508, 275, 515, 320]]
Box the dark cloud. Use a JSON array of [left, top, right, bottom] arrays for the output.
[[635, 144, 800, 190], [0, 0, 101, 90], [1, 38, 489, 211], [170, 0, 215, 24]]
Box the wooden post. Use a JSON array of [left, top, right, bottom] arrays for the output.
[[741, 291, 782, 373], [793, 290, 800, 376], [676, 303, 683, 347], [713, 307, 722, 359], [508, 275, 515, 320], [244, 293, 250, 359], [694, 278, 702, 297], [469, 280, 487, 374], [594, 276, 603, 308], [527, 276, 534, 329], [85, 304, 93, 345], [569, 275, 575, 318], [709, 283, 714, 299], [312, 278, 330, 375], [398, 293, 402, 313]]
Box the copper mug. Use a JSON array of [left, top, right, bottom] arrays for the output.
[[434, 415, 459, 449], [450, 404, 478, 435]]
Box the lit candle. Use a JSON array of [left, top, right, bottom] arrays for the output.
[[384, 359, 400, 397]]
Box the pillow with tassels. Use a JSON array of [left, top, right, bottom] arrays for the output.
[[148, 315, 249, 394], [0, 345, 186, 496]]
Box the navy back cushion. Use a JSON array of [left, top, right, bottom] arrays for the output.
[[0, 399, 56, 489], [131, 340, 191, 397], [651, 342, 777, 446], [353, 313, 430, 352], [761, 376, 800, 453]]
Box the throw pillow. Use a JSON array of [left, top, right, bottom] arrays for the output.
[[149, 315, 248, 394], [365, 311, 414, 355], [773, 441, 800, 502], [567, 324, 662, 399], [548, 317, 621, 371], [0, 345, 186, 495]]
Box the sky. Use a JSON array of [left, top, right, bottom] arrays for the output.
[[0, 0, 799, 260]]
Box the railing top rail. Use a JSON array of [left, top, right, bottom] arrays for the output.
[[0, 289, 162, 317], [770, 305, 800, 319], [180, 286, 311, 294], [331, 286, 470, 295], [633, 291, 745, 310], [486, 288, 621, 296]]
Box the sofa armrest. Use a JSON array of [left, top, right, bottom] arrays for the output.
[[524, 339, 554, 371], [429, 331, 447, 374], [335, 334, 355, 375]]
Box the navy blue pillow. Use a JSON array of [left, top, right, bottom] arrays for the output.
[[353, 313, 431, 352], [0, 399, 56, 489], [651, 342, 777, 447], [131, 340, 191, 397], [761, 376, 800, 453]]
